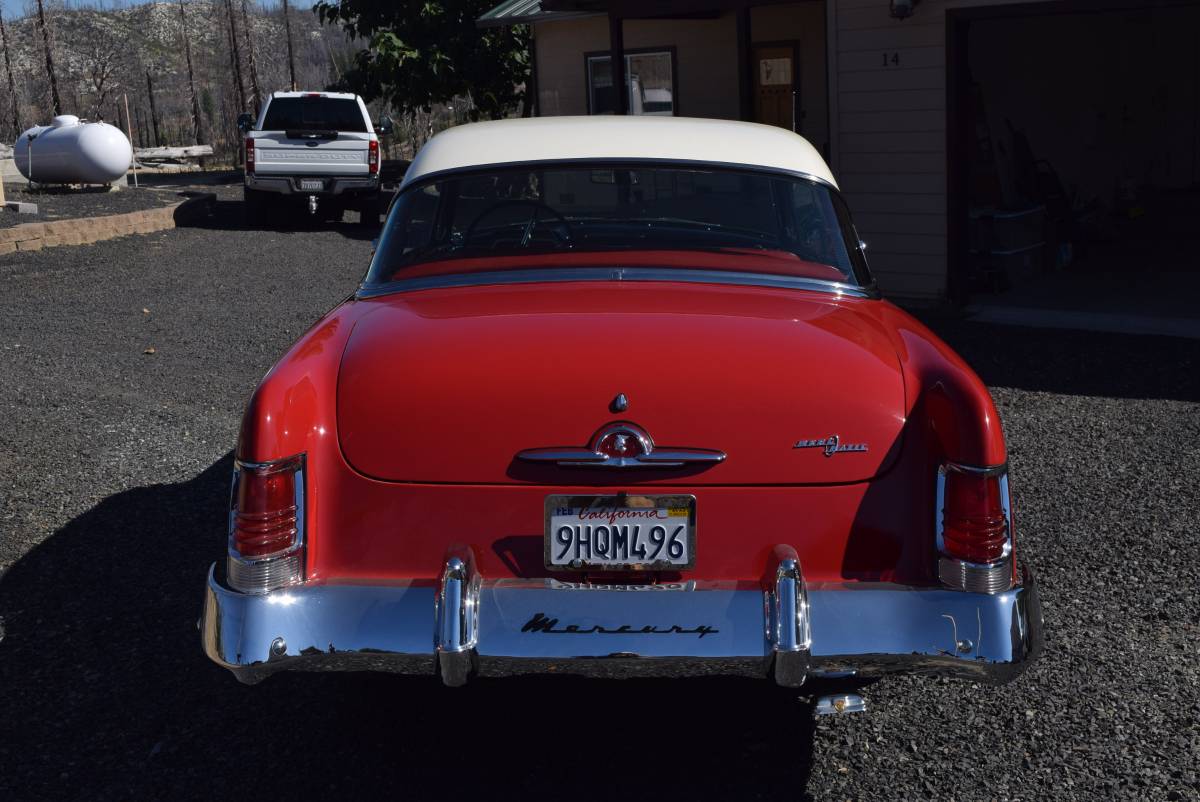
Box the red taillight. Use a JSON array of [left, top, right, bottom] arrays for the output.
[[940, 469, 1009, 563], [232, 468, 297, 558], [937, 464, 1014, 594], [227, 456, 305, 594], [368, 138, 379, 175], [245, 137, 255, 174]]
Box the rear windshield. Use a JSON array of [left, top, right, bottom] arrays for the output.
[[261, 97, 366, 133], [365, 164, 871, 288]]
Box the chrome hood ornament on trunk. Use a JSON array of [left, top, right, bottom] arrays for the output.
[[517, 422, 726, 469]]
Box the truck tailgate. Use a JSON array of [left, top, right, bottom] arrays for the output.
[[253, 132, 370, 176]]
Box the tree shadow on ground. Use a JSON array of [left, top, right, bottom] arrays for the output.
[[0, 454, 817, 801]]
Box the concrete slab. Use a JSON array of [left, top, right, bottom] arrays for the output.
[[4, 201, 38, 214], [966, 305, 1200, 340]]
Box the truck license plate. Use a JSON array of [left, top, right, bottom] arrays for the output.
[[544, 494, 696, 571], [299, 179, 324, 191]]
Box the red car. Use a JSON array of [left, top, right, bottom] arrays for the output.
[[201, 117, 1042, 702]]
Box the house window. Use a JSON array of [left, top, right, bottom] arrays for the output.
[[586, 50, 675, 116]]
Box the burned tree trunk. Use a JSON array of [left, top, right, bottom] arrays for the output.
[[239, 0, 262, 114], [282, 0, 297, 91], [35, 0, 63, 116], [223, 0, 247, 112], [0, 9, 18, 136], [145, 69, 162, 147], [178, 0, 205, 146], [134, 105, 146, 148]]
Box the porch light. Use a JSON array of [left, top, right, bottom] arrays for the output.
[[890, 0, 921, 19]]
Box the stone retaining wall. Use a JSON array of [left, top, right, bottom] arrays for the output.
[[0, 194, 214, 255]]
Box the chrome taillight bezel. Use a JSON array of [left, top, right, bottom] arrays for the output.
[[227, 454, 306, 594], [935, 462, 1014, 594]]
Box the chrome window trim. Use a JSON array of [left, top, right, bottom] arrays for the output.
[[368, 159, 881, 300], [400, 157, 838, 193], [358, 266, 878, 300]]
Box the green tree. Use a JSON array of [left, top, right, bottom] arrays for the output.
[[314, 0, 529, 120]]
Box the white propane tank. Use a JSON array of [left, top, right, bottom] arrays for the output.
[[13, 115, 133, 185]]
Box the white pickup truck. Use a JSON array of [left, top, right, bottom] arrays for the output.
[[239, 91, 392, 225]]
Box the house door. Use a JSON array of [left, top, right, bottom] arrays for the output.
[[753, 44, 796, 131]]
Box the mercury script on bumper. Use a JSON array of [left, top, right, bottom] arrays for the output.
[[521, 612, 719, 639], [793, 434, 868, 457]]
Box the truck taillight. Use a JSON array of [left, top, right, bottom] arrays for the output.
[[245, 137, 255, 175], [368, 138, 379, 175], [936, 463, 1013, 594], [227, 455, 305, 594]]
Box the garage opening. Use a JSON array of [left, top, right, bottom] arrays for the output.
[[948, 1, 1200, 325]]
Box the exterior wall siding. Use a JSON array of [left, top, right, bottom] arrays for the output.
[[534, 15, 740, 120], [830, 0, 1056, 301]]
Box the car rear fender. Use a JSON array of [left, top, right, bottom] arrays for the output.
[[875, 303, 1007, 469]]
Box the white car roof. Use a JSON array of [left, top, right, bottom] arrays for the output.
[[402, 116, 838, 189]]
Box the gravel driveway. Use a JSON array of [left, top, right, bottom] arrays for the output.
[[0, 194, 1196, 801]]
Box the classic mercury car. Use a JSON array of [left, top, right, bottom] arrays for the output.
[[201, 116, 1042, 701]]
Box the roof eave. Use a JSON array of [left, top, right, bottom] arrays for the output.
[[476, 8, 601, 28]]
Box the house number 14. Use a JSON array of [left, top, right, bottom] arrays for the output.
[[882, 52, 900, 67]]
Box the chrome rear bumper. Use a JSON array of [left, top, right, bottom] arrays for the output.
[[200, 545, 1042, 687], [245, 174, 379, 196]]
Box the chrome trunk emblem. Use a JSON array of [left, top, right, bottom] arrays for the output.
[[792, 434, 868, 457], [517, 422, 726, 469]]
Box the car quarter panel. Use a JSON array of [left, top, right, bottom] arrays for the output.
[[236, 299, 366, 578], [873, 303, 1008, 469]]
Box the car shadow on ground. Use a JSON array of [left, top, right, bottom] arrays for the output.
[[176, 190, 385, 242], [0, 454, 819, 801]]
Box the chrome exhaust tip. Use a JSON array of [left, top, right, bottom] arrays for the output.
[[814, 693, 867, 716]]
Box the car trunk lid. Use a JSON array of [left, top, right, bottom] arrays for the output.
[[336, 281, 905, 486]]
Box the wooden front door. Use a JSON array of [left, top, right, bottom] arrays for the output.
[[753, 44, 796, 131]]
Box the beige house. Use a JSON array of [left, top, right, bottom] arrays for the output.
[[481, 0, 1200, 306]]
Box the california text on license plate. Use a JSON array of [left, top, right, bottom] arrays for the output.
[[299, 179, 323, 191], [544, 494, 696, 571]]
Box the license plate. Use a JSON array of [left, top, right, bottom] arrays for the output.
[[299, 179, 324, 191], [544, 494, 696, 571]]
